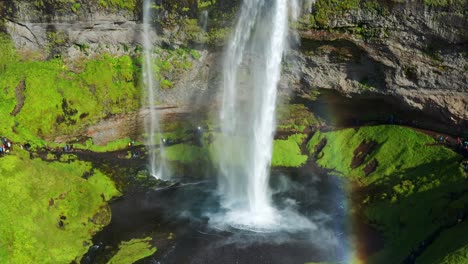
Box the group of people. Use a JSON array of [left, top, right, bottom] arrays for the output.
[[0, 137, 13, 155], [456, 137, 468, 151], [436, 135, 468, 152]]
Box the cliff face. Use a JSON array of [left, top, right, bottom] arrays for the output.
[[1, 0, 467, 136], [295, 2, 468, 130]]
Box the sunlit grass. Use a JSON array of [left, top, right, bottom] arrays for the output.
[[107, 237, 157, 264], [272, 134, 308, 167], [0, 150, 120, 263]]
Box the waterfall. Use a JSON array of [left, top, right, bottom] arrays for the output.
[[142, 0, 169, 180], [216, 0, 296, 230], [200, 10, 209, 33]]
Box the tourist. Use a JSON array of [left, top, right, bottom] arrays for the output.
[[195, 126, 203, 146], [439, 136, 445, 144]]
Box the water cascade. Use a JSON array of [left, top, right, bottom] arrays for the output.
[[216, 0, 301, 231], [142, 0, 169, 180], [200, 10, 209, 33]]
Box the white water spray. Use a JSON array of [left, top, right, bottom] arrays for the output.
[[215, 0, 308, 231], [142, 0, 169, 180]]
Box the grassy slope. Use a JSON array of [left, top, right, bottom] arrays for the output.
[[272, 134, 308, 167], [307, 125, 458, 181], [306, 125, 467, 264], [163, 132, 308, 168], [0, 34, 140, 147], [107, 237, 157, 264], [0, 150, 120, 263], [417, 220, 468, 264]]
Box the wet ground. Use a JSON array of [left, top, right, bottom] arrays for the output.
[[85, 163, 358, 264]]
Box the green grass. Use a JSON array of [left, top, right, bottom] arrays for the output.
[[107, 237, 157, 264], [0, 151, 120, 263], [272, 134, 308, 167], [306, 125, 467, 263], [307, 125, 458, 182], [72, 138, 138, 153], [163, 133, 309, 168], [165, 144, 209, 164], [0, 34, 140, 147], [416, 220, 468, 264]]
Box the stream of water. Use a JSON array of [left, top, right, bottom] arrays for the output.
[[216, 0, 303, 231], [142, 0, 169, 180]]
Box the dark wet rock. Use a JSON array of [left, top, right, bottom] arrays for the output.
[[90, 206, 111, 226], [81, 242, 104, 264], [351, 140, 378, 168], [82, 171, 92, 179], [23, 143, 31, 150], [313, 138, 327, 159], [10, 78, 26, 116], [363, 158, 379, 176]]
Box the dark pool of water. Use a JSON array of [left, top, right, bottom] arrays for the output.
[[86, 164, 352, 264]]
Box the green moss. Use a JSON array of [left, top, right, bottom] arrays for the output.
[[0, 151, 120, 263], [165, 144, 209, 164], [72, 138, 137, 153], [0, 34, 140, 147], [181, 18, 230, 45], [307, 125, 458, 181], [307, 126, 467, 263], [423, 0, 467, 7], [272, 134, 308, 167], [151, 47, 199, 89], [160, 79, 174, 89], [107, 237, 157, 264], [416, 220, 468, 264], [277, 104, 319, 133], [98, 0, 137, 11], [311, 0, 360, 27]]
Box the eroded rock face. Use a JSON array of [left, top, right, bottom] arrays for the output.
[[4, 1, 145, 58], [1, 0, 467, 135], [293, 3, 468, 129]]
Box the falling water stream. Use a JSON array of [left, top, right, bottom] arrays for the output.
[[142, 0, 169, 180], [215, 0, 308, 231]]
